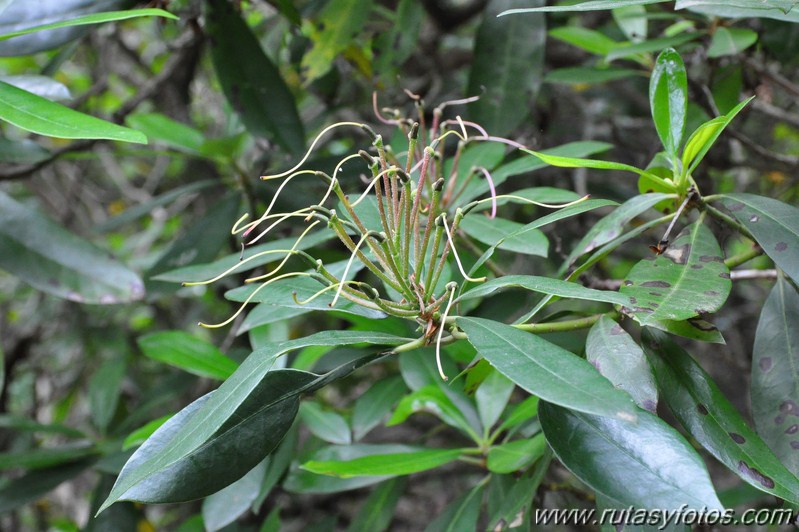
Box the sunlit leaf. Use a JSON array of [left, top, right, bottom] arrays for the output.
[[301, 447, 463, 478], [650, 48, 687, 158]]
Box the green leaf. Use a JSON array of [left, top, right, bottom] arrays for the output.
[[645, 317, 726, 344], [0, 459, 94, 514], [424, 483, 484, 532], [302, 447, 463, 478], [613, 4, 647, 42], [0, 136, 50, 165], [0, 75, 71, 101], [500, 0, 666, 14], [545, 67, 642, 85], [347, 478, 406, 532], [459, 216, 548, 257], [586, 317, 657, 412], [0, 8, 177, 41], [125, 113, 204, 153], [717, 193, 799, 284], [649, 48, 687, 158], [0, 415, 84, 438], [681, 97, 753, 177], [388, 385, 481, 442], [0, 79, 145, 143], [487, 435, 547, 474], [496, 396, 540, 435], [676, 0, 799, 22], [352, 376, 408, 440], [620, 219, 731, 325], [643, 329, 799, 501], [458, 274, 631, 307], [707, 27, 758, 57], [0, 191, 145, 303], [476, 370, 515, 432], [88, 357, 126, 432], [458, 318, 637, 421], [752, 276, 799, 477], [300, 0, 374, 82], [486, 474, 543, 531], [202, 460, 267, 532], [206, 0, 304, 154], [122, 416, 172, 451], [549, 26, 620, 56], [539, 401, 723, 509], [300, 402, 352, 445], [468, 0, 545, 136], [137, 331, 238, 381], [99, 332, 406, 512], [605, 33, 699, 62], [0, 443, 97, 470], [564, 193, 675, 269]]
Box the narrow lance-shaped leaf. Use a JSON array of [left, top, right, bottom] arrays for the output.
[[137, 331, 238, 381], [716, 193, 799, 285], [620, 219, 731, 326], [499, 0, 666, 15], [539, 401, 724, 510], [0, 191, 145, 303], [0, 80, 146, 143], [0, 8, 177, 41], [458, 317, 638, 421], [458, 274, 632, 307], [302, 447, 464, 478], [649, 48, 687, 159], [586, 316, 658, 412], [643, 328, 799, 502], [752, 276, 799, 477]]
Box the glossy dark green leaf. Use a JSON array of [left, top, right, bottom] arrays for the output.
[[620, 220, 731, 325], [99, 332, 405, 511], [0, 8, 176, 41], [717, 193, 799, 284], [0, 459, 94, 514], [346, 478, 406, 532], [202, 460, 267, 532], [206, 0, 304, 153], [459, 215, 548, 257], [0, 79, 145, 143], [586, 317, 657, 412], [539, 401, 723, 509], [468, 0, 545, 136], [300, 401, 351, 445], [752, 276, 799, 477], [137, 331, 238, 381], [565, 193, 675, 267], [643, 328, 799, 501], [459, 318, 638, 421], [88, 357, 126, 432], [302, 447, 463, 478], [458, 274, 631, 306], [352, 376, 408, 440], [487, 434, 547, 473], [424, 483, 484, 532], [0, 191, 145, 303], [649, 48, 687, 157], [476, 369, 515, 431]]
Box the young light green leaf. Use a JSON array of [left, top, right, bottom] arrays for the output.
[[301, 448, 463, 478], [716, 193, 799, 284], [643, 328, 799, 502], [0, 8, 177, 41], [487, 435, 547, 474], [650, 48, 687, 158], [122, 415, 172, 451], [681, 96, 753, 177], [0, 80, 146, 143], [0, 191, 145, 303], [620, 219, 731, 325], [586, 317, 658, 412], [752, 276, 799, 477], [539, 401, 723, 510], [206, 0, 304, 153], [458, 274, 631, 307], [459, 318, 638, 421], [549, 26, 620, 56], [137, 331, 238, 381], [468, 0, 545, 136], [707, 27, 758, 57], [300, 402, 352, 445]]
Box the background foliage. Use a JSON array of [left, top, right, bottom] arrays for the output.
[[2, 0, 799, 530]]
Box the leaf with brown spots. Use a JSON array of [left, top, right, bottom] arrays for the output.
[[586, 317, 658, 412], [620, 219, 731, 326], [752, 276, 799, 477], [643, 329, 799, 502], [717, 193, 799, 285], [644, 317, 725, 344]]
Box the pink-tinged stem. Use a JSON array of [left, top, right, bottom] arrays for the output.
[[477, 167, 497, 219]]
